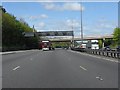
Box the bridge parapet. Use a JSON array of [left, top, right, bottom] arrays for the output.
[[48, 35, 113, 42]]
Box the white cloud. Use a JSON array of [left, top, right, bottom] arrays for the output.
[[41, 2, 85, 11], [82, 18, 117, 36], [27, 14, 48, 21], [38, 22, 46, 27], [35, 22, 46, 30], [29, 16, 37, 20], [60, 18, 116, 36], [95, 18, 117, 30], [63, 3, 84, 11], [43, 3, 55, 10], [66, 19, 80, 27], [40, 14, 48, 18]]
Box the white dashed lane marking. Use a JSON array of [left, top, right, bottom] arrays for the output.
[[96, 76, 104, 81], [13, 66, 20, 71], [80, 66, 87, 71]]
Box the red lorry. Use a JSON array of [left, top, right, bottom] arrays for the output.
[[39, 40, 54, 51]]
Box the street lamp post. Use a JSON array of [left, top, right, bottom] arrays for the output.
[[72, 20, 74, 47], [33, 25, 37, 37], [80, 2, 83, 44], [33, 25, 35, 37]]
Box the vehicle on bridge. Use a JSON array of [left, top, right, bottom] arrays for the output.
[[74, 40, 88, 49], [74, 40, 99, 50], [86, 40, 99, 49], [80, 41, 88, 49]]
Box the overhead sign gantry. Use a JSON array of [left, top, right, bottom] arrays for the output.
[[24, 31, 73, 37], [36, 31, 73, 36]]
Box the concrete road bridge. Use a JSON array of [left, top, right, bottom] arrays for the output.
[[47, 35, 113, 42]]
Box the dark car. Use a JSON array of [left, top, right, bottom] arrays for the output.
[[62, 46, 69, 50], [103, 46, 111, 51], [52, 47, 55, 50], [116, 46, 120, 52]]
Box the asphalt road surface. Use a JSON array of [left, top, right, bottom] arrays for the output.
[[2, 49, 118, 88]]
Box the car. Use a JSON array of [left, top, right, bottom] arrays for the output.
[[42, 48, 49, 51], [62, 46, 69, 50], [102, 46, 111, 51], [116, 46, 120, 52], [52, 47, 55, 50]]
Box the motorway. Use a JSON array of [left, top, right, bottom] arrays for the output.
[[2, 49, 118, 88]]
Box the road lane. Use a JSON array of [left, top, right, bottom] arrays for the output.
[[66, 50, 118, 87], [2, 50, 40, 64], [2, 49, 118, 88]]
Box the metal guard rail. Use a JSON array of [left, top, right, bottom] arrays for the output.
[[71, 48, 120, 59]]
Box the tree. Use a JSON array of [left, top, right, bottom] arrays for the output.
[[113, 27, 120, 46], [104, 39, 113, 47], [0, 6, 6, 13], [2, 8, 39, 51], [19, 18, 29, 26], [98, 40, 103, 48]]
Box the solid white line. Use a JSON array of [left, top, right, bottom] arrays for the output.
[[69, 50, 118, 63], [13, 66, 20, 71], [80, 66, 87, 71], [1, 49, 40, 55], [0, 52, 14, 55]]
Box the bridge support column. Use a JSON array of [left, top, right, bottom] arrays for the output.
[[102, 38, 105, 48], [71, 40, 74, 47]]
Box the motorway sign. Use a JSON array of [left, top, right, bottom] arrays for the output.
[[37, 31, 73, 36]]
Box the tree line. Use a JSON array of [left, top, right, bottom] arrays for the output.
[[113, 27, 120, 46], [98, 27, 120, 49], [1, 6, 39, 51]]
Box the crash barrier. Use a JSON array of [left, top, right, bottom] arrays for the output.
[[71, 48, 120, 59]]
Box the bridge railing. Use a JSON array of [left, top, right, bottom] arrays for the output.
[[71, 48, 120, 59]]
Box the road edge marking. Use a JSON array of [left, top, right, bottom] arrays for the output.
[[69, 50, 119, 63]]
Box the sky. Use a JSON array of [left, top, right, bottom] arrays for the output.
[[2, 1, 118, 37]]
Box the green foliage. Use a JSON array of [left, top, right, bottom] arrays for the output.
[[2, 8, 39, 51], [74, 41, 79, 46], [0, 9, 2, 28], [113, 27, 120, 46], [52, 42, 70, 48], [98, 40, 103, 49], [0, 8, 2, 47], [104, 39, 113, 47]]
